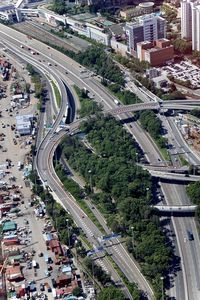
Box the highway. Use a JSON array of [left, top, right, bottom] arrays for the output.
[[0, 25, 156, 299], [1, 23, 200, 300], [149, 170, 200, 182]]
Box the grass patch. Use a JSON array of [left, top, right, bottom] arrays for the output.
[[156, 143, 171, 162], [51, 80, 61, 107], [179, 154, 189, 166], [106, 255, 143, 299], [74, 85, 102, 117]]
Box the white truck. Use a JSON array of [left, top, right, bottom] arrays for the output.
[[114, 99, 120, 106], [17, 161, 22, 170], [32, 260, 37, 268]]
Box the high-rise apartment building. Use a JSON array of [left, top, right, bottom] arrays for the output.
[[125, 13, 166, 55], [181, 0, 196, 39], [192, 3, 200, 50], [181, 0, 200, 50]]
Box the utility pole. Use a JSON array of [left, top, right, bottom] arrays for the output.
[[160, 276, 164, 300], [131, 226, 134, 251], [66, 219, 70, 248]]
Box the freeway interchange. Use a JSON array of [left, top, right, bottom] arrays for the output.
[[1, 23, 200, 300]]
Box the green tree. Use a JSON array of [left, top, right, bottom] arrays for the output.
[[97, 287, 125, 300], [173, 39, 192, 55], [72, 287, 82, 297]]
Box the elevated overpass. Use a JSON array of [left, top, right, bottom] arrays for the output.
[[161, 104, 200, 111], [108, 102, 200, 115], [139, 164, 189, 173], [149, 170, 200, 182], [107, 102, 160, 115], [153, 205, 197, 213], [164, 99, 200, 105]]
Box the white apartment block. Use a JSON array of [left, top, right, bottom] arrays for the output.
[[192, 4, 200, 50], [181, 0, 200, 50], [181, 0, 195, 39]]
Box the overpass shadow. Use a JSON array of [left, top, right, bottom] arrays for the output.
[[63, 83, 75, 123], [153, 210, 195, 217]]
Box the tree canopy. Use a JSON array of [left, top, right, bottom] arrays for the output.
[[97, 286, 125, 300], [59, 115, 175, 296]]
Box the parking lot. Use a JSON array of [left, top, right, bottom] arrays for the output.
[[161, 61, 200, 88]]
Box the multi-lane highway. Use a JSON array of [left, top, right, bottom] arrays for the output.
[[1, 23, 200, 300], [0, 25, 156, 299]]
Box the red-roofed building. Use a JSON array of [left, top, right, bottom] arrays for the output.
[[56, 274, 71, 288], [2, 238, 19, 246], [49, 239, 63, 256], [6, 265, 23, 281]]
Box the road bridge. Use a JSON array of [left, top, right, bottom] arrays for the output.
[[164, 100, 200, 105], [107, 102, 160, 115], [139, 164, 189, 173], [153, 205, 197, 213], [149, 170, 200, 182], [161, 104, 200, 111], [108, 102, 200, 115]]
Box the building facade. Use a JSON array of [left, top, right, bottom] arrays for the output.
[[181, 0, 195, 39], [0, 5, 21, 22], [137, 39, 174, 66], [192, 3, 200, 50], [125, 13, 166, 55], [181, 0, 200, 50]]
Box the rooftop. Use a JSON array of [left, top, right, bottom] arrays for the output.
[[0, 0, 17, 9]]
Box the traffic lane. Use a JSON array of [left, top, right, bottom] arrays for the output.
[[161, 183, 190, 208], [168, 118, 200, 165], [41, 152, 133, 288], [0, 25, 177, 296], [161, 183, 200, 300], [183, 217, 200, 292], [39, 135, 154, 298], [176, 217, 200, 300], [2, 38, 68, 123], [128, 121, 163, 163], [0, 29, 149, 115], [0, 27, 158, 296]]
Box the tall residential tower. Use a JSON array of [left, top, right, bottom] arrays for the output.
[[181, 0, 200, 50], [181, 0, 195, 39]]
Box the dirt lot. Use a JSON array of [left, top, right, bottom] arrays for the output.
[[0, 53, 56, 300]]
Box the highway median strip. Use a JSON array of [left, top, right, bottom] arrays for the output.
[[55, 162, 106, 235]]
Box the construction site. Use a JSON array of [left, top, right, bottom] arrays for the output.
[[177, 113, 200, 151]]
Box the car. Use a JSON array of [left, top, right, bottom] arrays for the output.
[[40, 284, 45, 291], [187, 230, 194, 241]]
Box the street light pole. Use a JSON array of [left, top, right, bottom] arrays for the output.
[[66, 219, 70, 248], [160, 276, 164, 300], [131, 226, 134, 251], [146, 187, 149, 202], [88, 169, 92, 193]]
